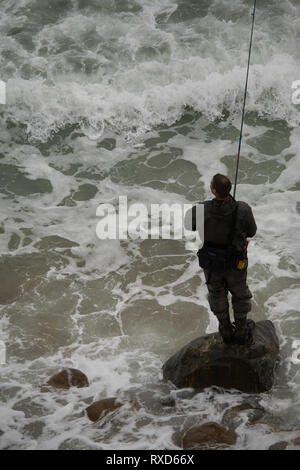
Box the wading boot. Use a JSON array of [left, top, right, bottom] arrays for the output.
[[218, 317, 235, 345], [234, 317, 252, 345]]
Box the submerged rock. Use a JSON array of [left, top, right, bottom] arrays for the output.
[[268, 441, 288, 450], [221, 399, 265, 431], [269, 436, 300, 450], [182, 422, 237, 450], [293, 437, 300, 446], [46, 368, 89, 390], [86, 397, 141, 423], [86, 397, 124, 422], [162, 320, 280, 393], [159, 395, 176, 407]]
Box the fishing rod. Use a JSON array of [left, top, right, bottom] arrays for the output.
[[233, 0, 257, 199]]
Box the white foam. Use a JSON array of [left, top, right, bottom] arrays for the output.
[[1, 0, 300, 450], [2, 1, 300, 141]]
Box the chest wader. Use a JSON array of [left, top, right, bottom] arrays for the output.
[[197, 204, 253, 345], [196, 204, 238, 344]]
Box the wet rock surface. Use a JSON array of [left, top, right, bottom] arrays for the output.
[[86, 397, 141, 424], [268, 441, 288, 450], [182, 422, 237, 450], [292, 437, 300, 446], [162, 321, 280, 393], [159, 395, 176, 407], [86, 397, 124, 422], [221, 398, 266, 431], [46, 368, 89, 390]]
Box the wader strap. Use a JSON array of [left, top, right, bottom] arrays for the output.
[[228, 198, 239, 245], [192, 205, 196, 231], [205, 271, 212, 286]]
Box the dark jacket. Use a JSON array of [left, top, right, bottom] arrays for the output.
[[186, 196, 257, 254]]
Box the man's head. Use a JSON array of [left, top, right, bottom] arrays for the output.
[[210, 174, 232, 200]]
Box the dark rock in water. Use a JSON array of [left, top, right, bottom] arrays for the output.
[[162, 320, 280, 393], [221, 399, 265, 431], [86, 397, 141, 423], [268, 441, 288, 450], [221, 406, 245, 432], [86, 397, 124, 422], [182, 422, 237, 450], [173, 388, 197, 400], [268, 436, 300, 450], [159, 395, 176, 407], [46, 368, 89, 390], [292, 437, 300, 447]]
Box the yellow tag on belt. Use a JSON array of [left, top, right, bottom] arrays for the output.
[[237, 260, 246, 270]]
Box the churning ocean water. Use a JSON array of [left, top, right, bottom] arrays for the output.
[[0, 0, 300, 450]]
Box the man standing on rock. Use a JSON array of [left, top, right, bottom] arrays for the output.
[[186, 174, 257, 345]]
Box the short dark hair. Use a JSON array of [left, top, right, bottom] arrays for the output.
[[212, 174, 232, 198]]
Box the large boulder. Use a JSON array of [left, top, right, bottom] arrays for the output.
[[162, 320, 280, 393]]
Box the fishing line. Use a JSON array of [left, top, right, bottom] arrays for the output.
[[233, 0, 257, 199]]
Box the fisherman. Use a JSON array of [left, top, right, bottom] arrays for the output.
[[187, 174, 257, 345]]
